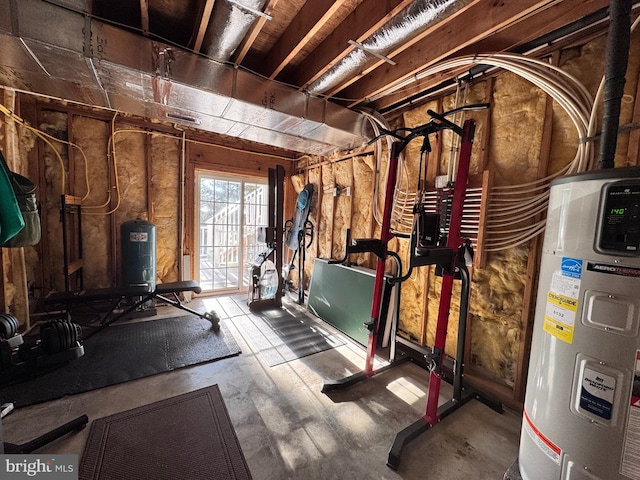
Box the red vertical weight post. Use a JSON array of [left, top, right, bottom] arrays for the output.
[[363, 141, 401, 376], [424, 119, 475, 424]]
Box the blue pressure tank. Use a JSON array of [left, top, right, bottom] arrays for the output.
[[120, 218, 156, 291]]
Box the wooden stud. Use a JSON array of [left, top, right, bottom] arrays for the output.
[[473, 170, 494, 269], [178, 133, 186, 281], [145, 131, 154, 222], [67, 113, 75, 196], [326, 164, 337, 259], [513, 51, 559, 404], [627, 66, 640, 167], [471, 79, 494, 268], [109, 118, 118, 287], [184, 139, 194, 276], [20, 98, 47, 304], [478, 78, 494, 173], [426, 98, 444, 184], [311, 167, 322, 264]]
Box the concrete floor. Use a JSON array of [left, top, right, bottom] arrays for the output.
[[2, 294, 522, 479]]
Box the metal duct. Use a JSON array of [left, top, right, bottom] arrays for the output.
[[0, 0, 369, 156], [201, 0, 267, 60], [307, 0, 468, 94]]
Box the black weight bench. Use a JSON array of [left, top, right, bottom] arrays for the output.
[[44, 281, 220, 338], [101, 281, 219, 330], [44, 285, 151, 305]]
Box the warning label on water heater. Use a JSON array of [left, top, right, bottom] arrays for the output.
[[620, 351, 640, 479], [523, 409, 561, 465]]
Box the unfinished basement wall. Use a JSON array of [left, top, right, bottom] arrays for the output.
[[464, 72, 546, 391], [71, 116, 111, 289], [20, 107, 185, 294], [409, 33, 639, 406], [0, 96, 295, 326], [0, 90, 37, 325], [296, 30, 640, 407]]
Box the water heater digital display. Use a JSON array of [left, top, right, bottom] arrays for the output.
[[597, 181, 640, 255]]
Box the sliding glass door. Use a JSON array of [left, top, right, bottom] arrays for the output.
[[196, 172, 268, 293]]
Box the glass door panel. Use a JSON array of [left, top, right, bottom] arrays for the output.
[[196, 173, 268, 294]]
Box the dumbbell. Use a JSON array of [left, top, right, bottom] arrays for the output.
[[40, 320, 82, 355], [0, 313, 19, 339]]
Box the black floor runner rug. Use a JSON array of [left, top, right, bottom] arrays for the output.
[[0, 315, 240, 408], [80, 385, 252, 480], [219, 296, 345, 367]]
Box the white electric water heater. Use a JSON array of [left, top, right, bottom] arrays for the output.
[[519, 167, 640, 480]]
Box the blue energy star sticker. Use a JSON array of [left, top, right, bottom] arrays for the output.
[[561, 257, 583, 278]]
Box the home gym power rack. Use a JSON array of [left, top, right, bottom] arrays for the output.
[[321, 105, 502, 469]]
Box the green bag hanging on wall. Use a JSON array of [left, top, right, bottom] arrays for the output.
[[0, 150, 25, 245], [3, 171, 41, 247], [0, 151, 41, 247]]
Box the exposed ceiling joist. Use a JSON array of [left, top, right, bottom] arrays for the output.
[[338, 0, 562, 107], [263, 0, 349, 79], [375, 0, 613, 112], [140, 0, 150, 35], [290, 0, 415, 90], [192, 0, 216, 52], [0, 0, 626, 157], [232, 0, 280, 63]]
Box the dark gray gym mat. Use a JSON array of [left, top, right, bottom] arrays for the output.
[[0, 315, 240, 407], [228, 301, 345, 367], [80, 385, 252, 480]]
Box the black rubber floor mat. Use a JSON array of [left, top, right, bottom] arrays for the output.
[[80, 385, 252, 480], [0, 316, 240, 407]]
